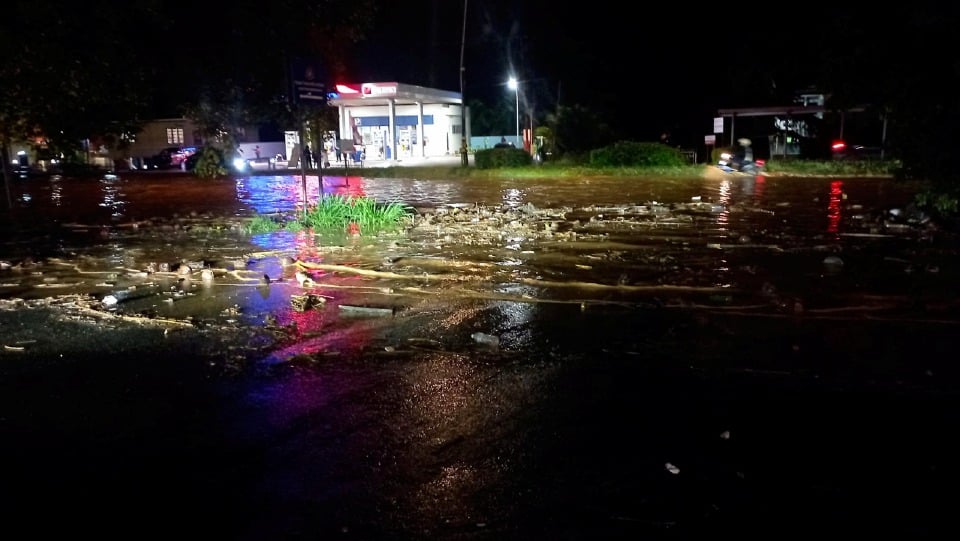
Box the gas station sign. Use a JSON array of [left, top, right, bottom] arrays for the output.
[[361, 83, 398, 97]]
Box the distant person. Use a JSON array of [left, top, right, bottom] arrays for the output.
[[254, 145, 261, 159], [735, 138, 754, 165], [303, 146, 313, 168]]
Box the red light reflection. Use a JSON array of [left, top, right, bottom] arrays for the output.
[[827, 180, 843, 235], [321, 176, 366, 198]]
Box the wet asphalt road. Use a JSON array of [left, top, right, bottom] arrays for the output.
[[4, 303, 959, 540], [2, 171, 960, 539]]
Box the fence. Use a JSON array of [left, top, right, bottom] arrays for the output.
[[469, 135, 522, 150]]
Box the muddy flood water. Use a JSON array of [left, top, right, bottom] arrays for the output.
[[2, 170, 959, 540]]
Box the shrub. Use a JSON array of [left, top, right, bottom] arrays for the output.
[[590, 141, 687, 167], [474, 147, 533, 169], [192, 147, 229, 179]]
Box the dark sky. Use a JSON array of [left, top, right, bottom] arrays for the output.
[[347, 0, 812, 143]]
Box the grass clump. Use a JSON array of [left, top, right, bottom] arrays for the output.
[[244, 195, 411, 235], [244, 214, 283, 234], [302, 194, 409, 232]]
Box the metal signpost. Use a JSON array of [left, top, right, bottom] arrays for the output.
[[289, 57, 327, 217]]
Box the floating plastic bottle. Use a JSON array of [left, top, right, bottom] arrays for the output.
[[471, 332, 500, 347]]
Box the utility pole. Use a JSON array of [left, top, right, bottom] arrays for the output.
[[1, 138, 12, 209], [459, 0, 468, 167]]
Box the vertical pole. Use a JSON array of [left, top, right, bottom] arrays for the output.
[[880, 111, 888, 161], [299, 112, 307, 219], [514, 87, 519, 142], [459, 0, 469, 167], [1, 137, 12, 209]]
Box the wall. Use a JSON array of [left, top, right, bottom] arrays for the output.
[[237, 142, 286, 160]]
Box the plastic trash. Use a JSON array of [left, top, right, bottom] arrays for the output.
[[339, 305, 394, 317], [471, 332, 500, 347], [101, 284, 159, 306]]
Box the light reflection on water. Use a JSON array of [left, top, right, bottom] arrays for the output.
[[98, 179, 127, 218], [5, 172, 921, 241], [229, 173, 914, 242]]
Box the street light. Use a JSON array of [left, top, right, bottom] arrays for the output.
[[507, 76, 519, 144], [459, 0, 468, 167]]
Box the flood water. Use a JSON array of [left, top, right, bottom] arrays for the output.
[[2, 170, 959, 540]]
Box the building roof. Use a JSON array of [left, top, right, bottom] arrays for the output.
[[327, 82, 462, 107]]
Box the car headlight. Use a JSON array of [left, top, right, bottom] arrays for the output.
[[232, 158, 248, 171], [720, 152, 732, 160]]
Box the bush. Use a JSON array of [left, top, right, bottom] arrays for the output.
[[590, 141, 688, 168], [474, 147, 533, 169], [191, 147, 229, 178]]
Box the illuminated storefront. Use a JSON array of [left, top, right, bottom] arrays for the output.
[[327, 82, 468, 162]]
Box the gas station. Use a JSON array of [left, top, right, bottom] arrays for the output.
[[326, 82, 468, 163]]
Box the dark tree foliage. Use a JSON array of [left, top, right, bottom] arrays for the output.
[[544, 103, 613, 156], [0, 0, 376, 160], [0, 0, 159, 159], [811, 7, 960, 195], [168, 0, 376, 138]]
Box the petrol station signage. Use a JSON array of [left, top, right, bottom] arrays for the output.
[[289, 57, 326, 107]]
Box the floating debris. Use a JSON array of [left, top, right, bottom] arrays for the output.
[[290, 294, 326, 312], [295, 271, 315, 287], [101, 284, 160, 306], [339, 305, 394, 317], [471, 332, 500, 347]]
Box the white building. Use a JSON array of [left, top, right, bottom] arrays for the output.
[[327, 82, 469, 162]]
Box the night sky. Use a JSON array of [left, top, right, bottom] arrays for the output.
[[348, 0, 825, 145], [344, 2, 959, 147]]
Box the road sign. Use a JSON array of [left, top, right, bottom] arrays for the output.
[[713, 117, 724, 134], [705, 134, 716, 145], [289, 57, 327, 106]]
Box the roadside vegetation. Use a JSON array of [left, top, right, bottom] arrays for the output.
[[322, 141, 954, 221], [327, 140, 900, 180]]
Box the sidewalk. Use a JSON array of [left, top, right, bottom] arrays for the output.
[[333, 154, 471, 169]]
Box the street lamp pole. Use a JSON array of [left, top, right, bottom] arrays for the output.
[[507, 76, 519, 144], [459, 0, 469, 167]]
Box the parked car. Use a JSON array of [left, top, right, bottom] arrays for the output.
[[144, 146, 195, 170]]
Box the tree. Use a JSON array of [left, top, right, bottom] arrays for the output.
[[811, 8, 960, 212], [172, 0, 376, 144], [0, 1, 157, 168], [545, 104, 613, 156]]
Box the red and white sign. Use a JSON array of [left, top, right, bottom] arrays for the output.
[[361, 83, 398, 97]]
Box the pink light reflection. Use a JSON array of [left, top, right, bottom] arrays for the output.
[[827, 180, 843, 235], [321, 176, 366, 199]]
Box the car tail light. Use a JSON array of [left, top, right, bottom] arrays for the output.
[[831, 140, 847, 151], [756, 159, 765, 166]]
